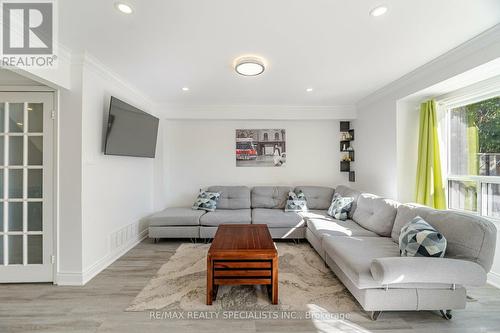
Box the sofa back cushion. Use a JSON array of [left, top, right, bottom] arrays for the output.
[[251, 186, 292, 209], [392, 204, 497, 271], [294, 186, 334, 210], [334, 185, 361, 218], [352, 193, 398, 237], [206, 186, 251, 209]]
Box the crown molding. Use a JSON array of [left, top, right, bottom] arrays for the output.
[[357, 24, 500, 108], [159, 104, 356, 120], [72, 52, 156, 108]]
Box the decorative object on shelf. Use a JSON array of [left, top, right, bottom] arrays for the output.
[[339, 121, 355, 182]]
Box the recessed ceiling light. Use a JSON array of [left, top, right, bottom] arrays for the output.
[[182, 87, 189, 91], [306, 88, 313, 92], [234, 56, 266, 76], [115, 2, 133, 14], [370, 5, 388, 17]]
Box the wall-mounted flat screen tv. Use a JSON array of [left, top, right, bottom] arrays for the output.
[[104, 97, 159, 158]]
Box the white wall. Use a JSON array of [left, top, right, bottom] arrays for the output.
[[79, 56, 157, 280], [158, 119, 347, 208], [57, 62, 84, 279], [396, 100, 420, 203], [55, 54, 158, 284], [353, 98, 397, 198]]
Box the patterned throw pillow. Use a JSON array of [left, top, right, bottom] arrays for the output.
[[284, 191, 308, 212], [327, 193, 354, 221], [399, 216, 447, 257], [192, 191, 221, 212]]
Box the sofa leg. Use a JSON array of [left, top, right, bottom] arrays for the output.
[[440, 310, 452, 320], [369, 311, 382, 321]]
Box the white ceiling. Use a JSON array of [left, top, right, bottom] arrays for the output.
[[59, 0, 500, 106]]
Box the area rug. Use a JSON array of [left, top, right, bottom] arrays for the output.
[[127, 242, 359, 312]]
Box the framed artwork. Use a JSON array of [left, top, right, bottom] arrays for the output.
[[236, 129, 286, 167]]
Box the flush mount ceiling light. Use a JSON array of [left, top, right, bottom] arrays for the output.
[[306, 88, 313, 92], [234, 56, 266, 76], [115, 2, 133, 14], [369, 5, 388, 17], [182, 87, 189, 91]]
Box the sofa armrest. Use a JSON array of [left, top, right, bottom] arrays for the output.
[[370, 257, 486, 287]]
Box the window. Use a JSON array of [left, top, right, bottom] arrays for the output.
[[446, 96, 500, 219], [274, 132, 280, 141], [263, 133, 268, 141]]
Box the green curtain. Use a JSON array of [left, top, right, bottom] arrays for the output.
[[415, 100, 446, 209]]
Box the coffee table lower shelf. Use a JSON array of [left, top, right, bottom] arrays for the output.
[[206, 258, 278, 305]]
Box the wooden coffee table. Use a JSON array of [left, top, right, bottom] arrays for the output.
[[206, 224, 278, 305]]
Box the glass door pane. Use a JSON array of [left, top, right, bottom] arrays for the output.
[[8, 235, 23, 265], [8, 103, 24, 133], [0, 236, 3, 265]]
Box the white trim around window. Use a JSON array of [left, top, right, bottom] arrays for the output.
[[437, 75, 500, 109], [439, 81, 500, 223]]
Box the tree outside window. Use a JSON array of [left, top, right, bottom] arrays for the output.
[[448, 96, 500, 218]]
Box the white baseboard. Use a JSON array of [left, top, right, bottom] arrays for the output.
[[488, 271, 500, 289], [82, 228, 148, 285], [57, 226, 147, 286], [55, 271, 85, 286]]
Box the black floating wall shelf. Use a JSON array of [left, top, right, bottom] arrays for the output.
[[339, 121, 355, 182]]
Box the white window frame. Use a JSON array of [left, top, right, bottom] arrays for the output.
[[437, 77, 500, 222]]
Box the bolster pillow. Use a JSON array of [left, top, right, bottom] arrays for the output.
[[370, 257, 486, 287]]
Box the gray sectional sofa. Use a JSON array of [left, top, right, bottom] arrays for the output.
[[148, 185, 497, 319]]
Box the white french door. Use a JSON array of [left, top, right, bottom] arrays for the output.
[[0, 92, 54, 283]]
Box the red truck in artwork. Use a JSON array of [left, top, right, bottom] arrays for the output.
[[236, 138, 257, 160]]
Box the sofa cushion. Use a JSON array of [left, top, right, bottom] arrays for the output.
[[334, 185, 362, 218], [199, 209, 251, 226], [251, 186, 291, 209], [252, 208, 305, 228], [300, 209, 330, 219], [371, 257, 486, 287], [322, 236, 400, 289], [294, 186, 334, 210], [207, 186, 251, 210], [148, 207, 205, 227], [352, 193, 398, 237], [306, 215, 378, 238], [392, 204, 497, 271], [308, 218, 379, 238]]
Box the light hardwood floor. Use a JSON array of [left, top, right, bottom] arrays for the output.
[[1, 239, 500, 333]]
